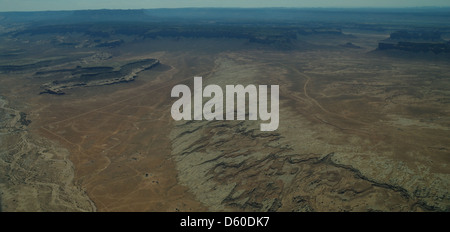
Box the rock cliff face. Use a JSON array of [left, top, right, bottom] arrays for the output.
[[389, 31, 444, 42], [378, 41, 450, 54], [40, 59, 160, 95], [377, 31, 450, 54]]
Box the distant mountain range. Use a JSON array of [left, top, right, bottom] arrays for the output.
[[1, 8, 450, 25]]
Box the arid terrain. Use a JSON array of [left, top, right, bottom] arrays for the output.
[[0, 9, 449, 211]]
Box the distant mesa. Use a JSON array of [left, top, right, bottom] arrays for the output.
[[95, 39, 124, 48], [10, 18, 345, 50], [377, 31, 450, 54], [0, 60, 56, 73], [39, 59, 160, 95], [388, 31, 444, 43], [341, 42, 361, 49], [69, 9, 154, 22]]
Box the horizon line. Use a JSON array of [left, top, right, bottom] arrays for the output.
[[2, 6, 450, 13]]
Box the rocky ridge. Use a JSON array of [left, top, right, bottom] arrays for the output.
[[40, 58, 160, 95]]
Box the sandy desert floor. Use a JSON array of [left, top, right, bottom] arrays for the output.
[[0, 33, 449, 211]]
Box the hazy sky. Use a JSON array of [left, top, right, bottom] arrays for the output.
[[1, 0, 450, 12]]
